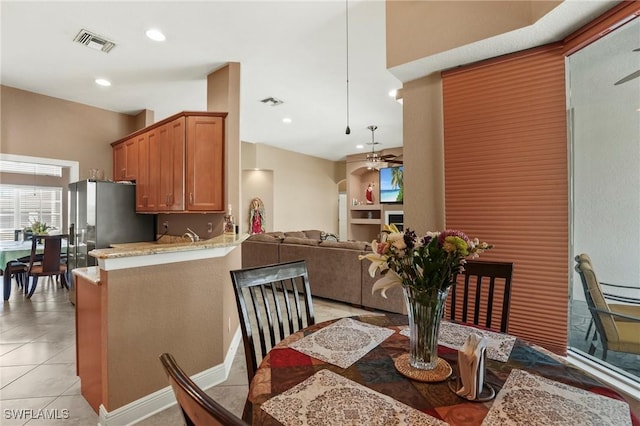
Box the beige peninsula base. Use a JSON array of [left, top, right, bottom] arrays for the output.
[[74, 234, 245, 424]]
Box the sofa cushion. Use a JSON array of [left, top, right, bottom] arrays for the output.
[[320, 240, 367, 251], [282, 236, 321, 246], [284, 231, 306, 238], [302, 229, 323, 240], [248, 233, 283, 242], [266, 231, 285, 239]]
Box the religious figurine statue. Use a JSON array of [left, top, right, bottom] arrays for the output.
[[249, 197, 265, 234], [365, 182, 374, 204]]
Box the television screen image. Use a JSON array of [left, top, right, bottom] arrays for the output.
[[379, 166, 403, 203]]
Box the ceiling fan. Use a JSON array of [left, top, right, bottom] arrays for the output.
[[364, 125, 403, 170], [614, 47, 640, 86]]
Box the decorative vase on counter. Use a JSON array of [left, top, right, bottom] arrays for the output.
[[403, 284, 449, 370]]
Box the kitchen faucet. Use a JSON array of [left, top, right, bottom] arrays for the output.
[[182, 227, 200, 242]]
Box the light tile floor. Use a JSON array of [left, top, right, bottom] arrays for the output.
[[0, 278, 371, 425]]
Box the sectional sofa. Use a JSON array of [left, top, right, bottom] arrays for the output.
[[240, 230, 406, 314]]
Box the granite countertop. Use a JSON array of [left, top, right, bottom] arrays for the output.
[[89, 233, 249, 259], [72, 266, 100, 283]]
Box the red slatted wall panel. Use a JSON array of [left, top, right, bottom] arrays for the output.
[[442, 44, 568, 354]]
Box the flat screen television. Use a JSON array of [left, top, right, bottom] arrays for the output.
[[379, 166, 403, 203]]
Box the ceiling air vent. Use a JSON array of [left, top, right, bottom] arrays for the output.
[[260, 97, 284, 106], [73, 29, 116, 53]]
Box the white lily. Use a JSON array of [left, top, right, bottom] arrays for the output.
[[371, 270, 403, 298], [359, 251, 388, 277]]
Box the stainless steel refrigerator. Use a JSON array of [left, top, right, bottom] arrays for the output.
[[67, 180, 155, 291]]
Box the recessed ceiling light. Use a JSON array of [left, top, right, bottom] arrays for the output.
[[146, 29, 166, 42], [356, 144, 364, 149], [388, 89, 397, 98], [95, 78, 111, 87], [282, 117, 292, 124]]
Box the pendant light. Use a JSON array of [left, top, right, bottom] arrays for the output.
[[344, 0, 351, 135]]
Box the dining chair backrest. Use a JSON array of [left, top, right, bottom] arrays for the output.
[[230, 260, 315, 383], [25, 234, 69, 298], [449, 260, 514, 333], [159, 353, 248, 426]]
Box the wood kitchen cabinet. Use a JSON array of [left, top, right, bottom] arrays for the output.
[[112, 137, 138, 181], [136, 130, 160, 211], [111, 111, 226, 213], [158, 118, 185, 211], [186, 115, 225, 212]]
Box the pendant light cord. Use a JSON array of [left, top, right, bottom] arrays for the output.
[[345, 0, 351, 135]]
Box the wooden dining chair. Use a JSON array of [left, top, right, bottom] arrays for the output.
[[574, 254, 640, 360], [159, 353, 248, 426], [24, 234, 69, 299], [230, 260, 315, 382], [449, 260, 514, 333]]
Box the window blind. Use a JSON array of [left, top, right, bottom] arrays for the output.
[[0, 185, 63, 241], [442, 44, 569, 355]]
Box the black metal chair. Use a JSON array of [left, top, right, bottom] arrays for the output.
[[230, 260, 315, 422], [449, 260, 514, 333], [574, 254, 640, 360], [576, 253, 640, 341], [159, 353, 248, 426]]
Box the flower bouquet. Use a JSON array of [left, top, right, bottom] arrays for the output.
[[24, 220, 52, 236], [359, 225, 492, 371]]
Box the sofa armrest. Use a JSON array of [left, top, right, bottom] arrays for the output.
[[241, 239, 280, 268]]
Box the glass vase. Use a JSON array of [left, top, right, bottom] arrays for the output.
[[402, 285, 449, 370]]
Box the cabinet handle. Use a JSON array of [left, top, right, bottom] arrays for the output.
[[189, 193, 193, 205]]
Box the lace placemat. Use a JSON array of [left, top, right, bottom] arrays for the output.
[[482, 369, 632, 426], [262, 369, 449, 426], [399, 321, 516, 362], [288, 317, 394, 369]]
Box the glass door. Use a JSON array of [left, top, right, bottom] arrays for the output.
[[567, 17, 640, 383]]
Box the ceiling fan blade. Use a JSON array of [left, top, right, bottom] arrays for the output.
[[614, 69, 640, 85]]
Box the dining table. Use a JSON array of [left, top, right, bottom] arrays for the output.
[[1, 239, 67, 300], [247, 313, 637, 426]]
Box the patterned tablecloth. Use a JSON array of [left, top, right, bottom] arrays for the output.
[[248, 314, 636, 426]]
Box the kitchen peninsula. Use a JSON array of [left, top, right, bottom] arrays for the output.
[[74, 233, 247, 425]]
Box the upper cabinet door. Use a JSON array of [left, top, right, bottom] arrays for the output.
[[113, 142, 126, 181], [186, 116, 225, 212], [113, 137, 138, 181], [158, 118, 185, 211], [123, 137, 138, 181]]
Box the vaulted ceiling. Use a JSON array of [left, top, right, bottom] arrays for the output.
[[0, 1, 618, 161]]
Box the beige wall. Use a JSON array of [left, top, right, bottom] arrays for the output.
[[385, 0, 560, 68], [0, 85, 138, 181], [242, 142, 343, 234], [401, 74, 445, 235], [207, 63, 241, 230], [242, 169, 274, 233]]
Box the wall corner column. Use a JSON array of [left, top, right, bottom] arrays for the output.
[[402, 73, 445, 234]]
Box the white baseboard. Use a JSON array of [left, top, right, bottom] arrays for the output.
[[98, 328, 243, 426]]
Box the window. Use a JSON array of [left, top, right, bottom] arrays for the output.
[[0, 185, 63, 241], [568, 17, 640, 385]]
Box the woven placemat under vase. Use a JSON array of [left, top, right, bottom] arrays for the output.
[[394, 354, 452, 382]]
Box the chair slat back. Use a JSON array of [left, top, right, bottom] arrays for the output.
[[450, 260, 514, 333], [230, 260, 315, 382], [159, 353, 247, 426]]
